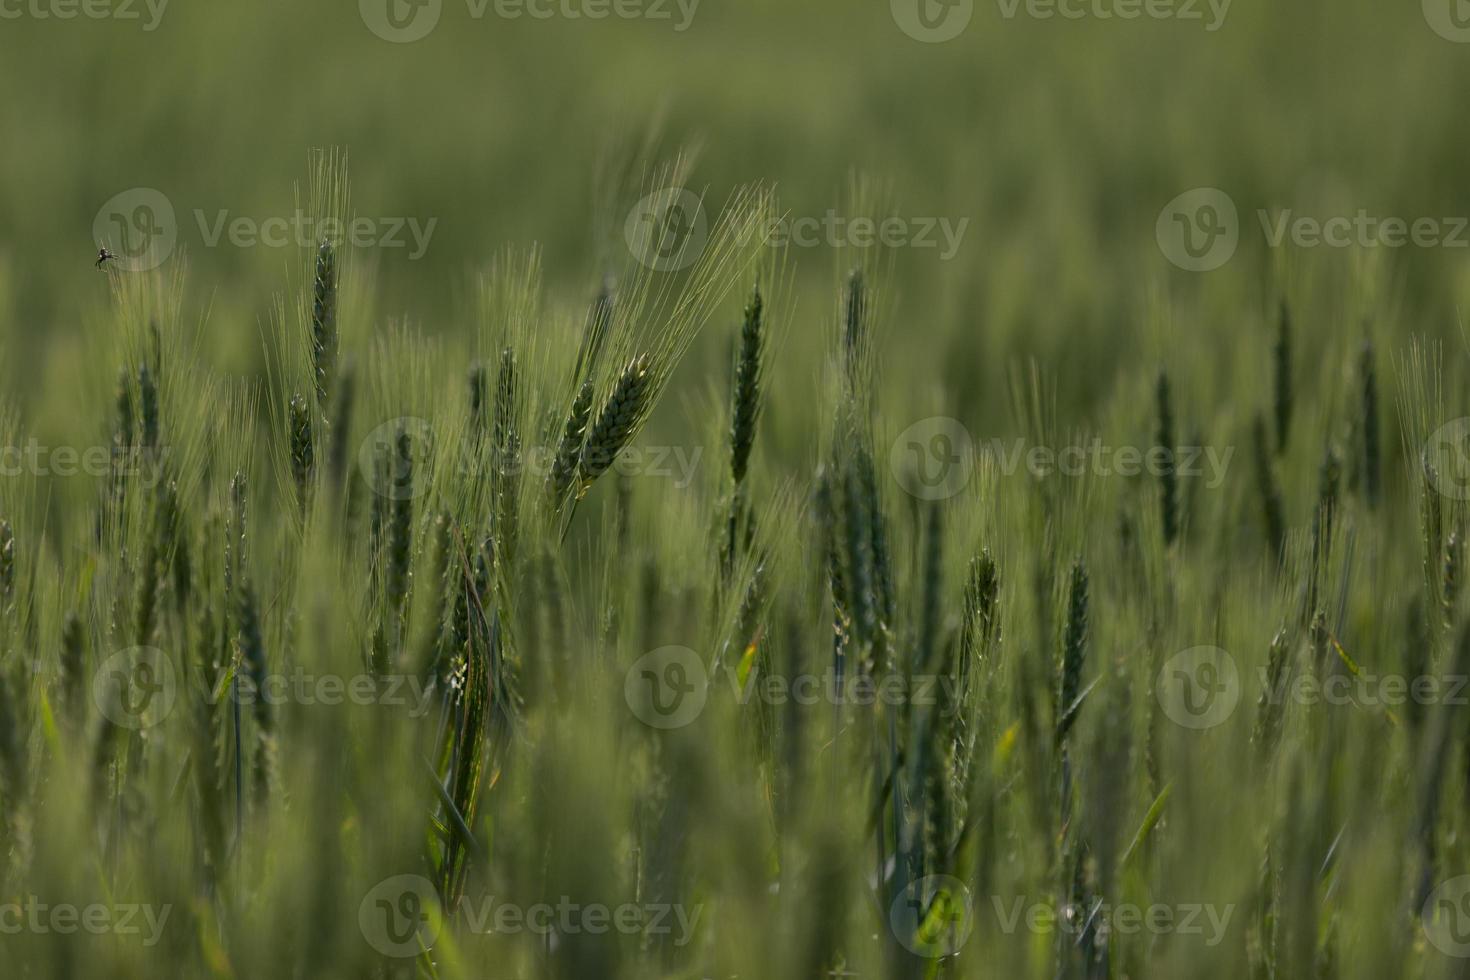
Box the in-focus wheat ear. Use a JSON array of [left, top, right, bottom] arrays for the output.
[[548, 379, 594, 507], [311, 239, 338, 414], [730, 284, 764, 488], [289, 393, 315, 514], [578, 355, 653, 493]]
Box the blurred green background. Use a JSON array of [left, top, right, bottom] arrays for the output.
[[4, 0, 1470, 413]]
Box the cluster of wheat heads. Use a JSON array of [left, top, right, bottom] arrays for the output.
[[3, 155, 1470, 980]]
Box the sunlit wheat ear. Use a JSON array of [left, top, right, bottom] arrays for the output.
[[1274, 299, 1292, 456], [577, 355, 653, 493], [548, 379, 595, 507], [1155, 370, 1179, 547], [729, 284, 764, 488], [288, 392, 315, 514], [311, 239, 338, 415]]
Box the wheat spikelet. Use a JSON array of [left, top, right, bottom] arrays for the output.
[[578, 355, 653, 491]]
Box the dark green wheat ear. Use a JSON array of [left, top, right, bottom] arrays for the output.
[[1273, 298, 1292, 456], [138, 361, 159, 452], [1252, 415, 1285, 566], [467, 361, 488, 440], [1155, 369, 1179, 547], [311, 239, 338, 414], [577, 355, 653, 492], [1358, 340, 1380, 509], [1058, 557, 1089, 726], [289, 392, 315, 513], [0, 519, 14, 609], [730, 283, 764, 488], [548, 379, 594, 507]]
